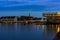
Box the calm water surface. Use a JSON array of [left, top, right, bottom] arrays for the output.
[[0, 23, 60, 40]]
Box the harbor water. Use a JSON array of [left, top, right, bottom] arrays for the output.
[[0, 23, 60, 40]]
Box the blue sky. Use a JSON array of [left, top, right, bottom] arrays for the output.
[[0, 0, 60, 17], [0, 0, 60, 11]]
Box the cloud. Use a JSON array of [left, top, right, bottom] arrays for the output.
[[0, 0, 60, 11], [0, 0, 50, 7]]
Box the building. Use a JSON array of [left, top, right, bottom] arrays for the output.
[[20, 16, 33, 21], [0, 16, 18, 22], [43, 12, 60, 23]]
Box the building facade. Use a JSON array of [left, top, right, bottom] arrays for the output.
[[43, 12, 60, 23], [0, 16, 18, 22]]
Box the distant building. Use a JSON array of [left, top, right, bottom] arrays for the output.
[[33, 18, 42, 20], [43, 12, 60, 23], [0, 16, 18, 22], [20, 16, 33, 20]]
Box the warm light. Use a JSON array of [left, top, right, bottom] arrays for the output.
[[57, 27, 60, 32], [58, 12, 60, 14], [57, 12, 60, 16], [57, 25, 60, 32]]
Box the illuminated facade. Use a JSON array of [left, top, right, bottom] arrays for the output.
[[43, 12, 60, 23], [0, 16, 18, 22]]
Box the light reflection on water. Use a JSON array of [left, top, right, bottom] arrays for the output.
[[0, 23, 60, 40]]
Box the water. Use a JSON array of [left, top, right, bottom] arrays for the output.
[[0, 23, 60, 40]]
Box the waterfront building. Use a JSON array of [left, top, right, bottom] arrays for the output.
[[43, 12, 60, 23], [0, 16, 18, 23], [33, 18, 42, 20], [0, 12, 47, 23], [20, 16, 33, 21]]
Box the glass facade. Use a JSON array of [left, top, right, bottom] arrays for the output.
[[43, 12, 60, 23]]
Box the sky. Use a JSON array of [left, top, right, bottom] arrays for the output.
[[0, 0, 60, 17]]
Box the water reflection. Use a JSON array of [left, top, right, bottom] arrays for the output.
[[0, 23, 60, 40], [57, 24, 60, 32]]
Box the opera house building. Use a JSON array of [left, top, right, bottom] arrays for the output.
[[43, 12, 60, 23]]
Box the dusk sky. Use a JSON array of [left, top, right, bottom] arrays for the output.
[[0, 0, 60, 17]]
